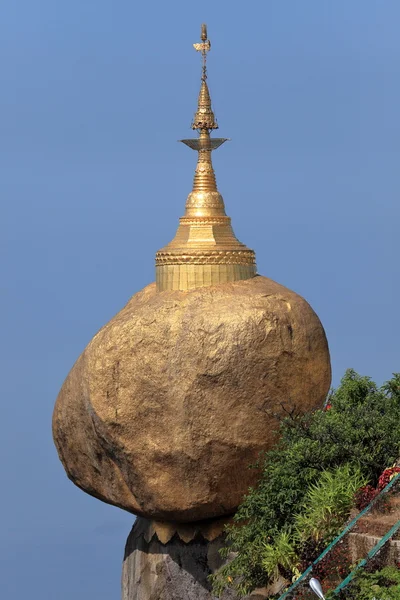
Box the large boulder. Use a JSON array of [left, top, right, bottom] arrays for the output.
[[53, 275, 331, 522]]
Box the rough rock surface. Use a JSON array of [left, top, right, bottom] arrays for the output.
[[53, 275, 331, 521], [348, 533, 400, 568], [122, 518, 266, 600]]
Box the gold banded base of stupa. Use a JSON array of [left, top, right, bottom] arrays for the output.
[[155, 206, 257, 291], [156, 260, 257, 292]]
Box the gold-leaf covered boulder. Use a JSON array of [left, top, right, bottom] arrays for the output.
[[53, 275, 331, 522], [53, 25, 332, 535]]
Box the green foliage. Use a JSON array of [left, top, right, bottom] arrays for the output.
[[346, 566, 400, 600], [294, 465, 367, 544], [261, 530, 299, 583], [211, 370, 400, 597], [256, 466, 365, 585]]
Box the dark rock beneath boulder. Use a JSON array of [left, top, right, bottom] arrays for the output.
[[122, 518, 269, 600]]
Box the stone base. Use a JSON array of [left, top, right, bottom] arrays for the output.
[[122, 517, 265, 600], [348, 533, 400, 567]]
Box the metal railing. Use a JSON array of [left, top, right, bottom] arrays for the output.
[[333, 517, 400, 595], [278, 472, 400, 600]]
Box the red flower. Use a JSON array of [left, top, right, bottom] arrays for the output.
[[377, 467, 400, 491]]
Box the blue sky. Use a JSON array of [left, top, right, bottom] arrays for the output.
[[2, 1, 400, 598]]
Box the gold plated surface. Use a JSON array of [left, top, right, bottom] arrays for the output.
[[134, 516, 233, 545], [53, 277, 332, 522], [155, 24, 256, 292]]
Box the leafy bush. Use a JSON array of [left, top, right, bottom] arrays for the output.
[[343, 566, 400, 600], [354, 485, 378, 511], [294, 464, 367, 544], [261, 530, 299, 583], [211, 370, 400, 597], [256, 465, 364, 585], [311, 537, 350, 583]]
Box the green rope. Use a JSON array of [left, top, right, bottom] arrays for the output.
[[277, 472, 400, 600]]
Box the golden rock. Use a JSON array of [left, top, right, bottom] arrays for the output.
[[53, 276, 331, 522]]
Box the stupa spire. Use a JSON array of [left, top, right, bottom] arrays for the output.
[[155, 24, 257, 292], [191, 24, 218, 131]]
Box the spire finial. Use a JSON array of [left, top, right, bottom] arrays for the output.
[[192, 23, 217, 131], [193, 23, 210, 82]]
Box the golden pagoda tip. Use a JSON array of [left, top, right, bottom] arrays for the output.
[[154, 24, 257, 292]]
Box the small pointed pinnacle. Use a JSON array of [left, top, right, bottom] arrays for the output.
[[192, 24, 218, 130]]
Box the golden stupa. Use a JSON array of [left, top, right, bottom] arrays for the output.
[[156, 24, 256, 291], [53, 25, 331, 525]]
